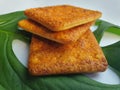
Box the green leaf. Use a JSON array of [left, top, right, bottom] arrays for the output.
[[102, 41, 120, 73], [93, 20, 120, 43], [106, 26, 120, 36], [0, 11, 26, 32], [0, 32, 32, 90], [0, 11, 120, 90]]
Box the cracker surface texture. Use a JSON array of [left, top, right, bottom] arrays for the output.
[[25, 5, 101, 31], [18, 19, 94, 44], [28, 30, 107, 75]]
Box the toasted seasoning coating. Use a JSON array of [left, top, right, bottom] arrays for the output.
[[28, 29, 108, 76], [25, 5, 102, 31], [18, 19, 94, 44]]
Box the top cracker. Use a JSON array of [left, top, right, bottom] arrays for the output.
[[25, 5, 102, 31]]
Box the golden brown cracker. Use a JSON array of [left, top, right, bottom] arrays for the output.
[[28, 29, 107, 76], [25, 5, 101, 31], [18, 19, 94, 44]]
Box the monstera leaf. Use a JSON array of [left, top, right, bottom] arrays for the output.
[[0, 11, 120, 90]]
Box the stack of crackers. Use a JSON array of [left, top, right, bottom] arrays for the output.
[[18, 5, 108, 76]]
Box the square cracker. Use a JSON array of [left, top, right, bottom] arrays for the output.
[[28, 29, 108, 76], [25, 5, 102, 31], [18, 19, 94, 44]]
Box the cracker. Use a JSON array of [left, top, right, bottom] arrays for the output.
[[25, 5, 101, 31], [28, 29, 107, 75], [18, 19, 94, 44]]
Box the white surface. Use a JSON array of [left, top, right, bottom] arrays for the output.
[[86, 67, 120, 84], [0, 0, 120, 85], [12, 40, 29, 67], [100, 32, 120, 47]]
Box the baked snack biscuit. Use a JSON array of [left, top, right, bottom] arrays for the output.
[[25, 5, 102, 31], [28, 29, 108, 75], [18, 19, 94, 44]]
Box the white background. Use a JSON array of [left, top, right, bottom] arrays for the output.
[[0, 0, 120, 85]]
